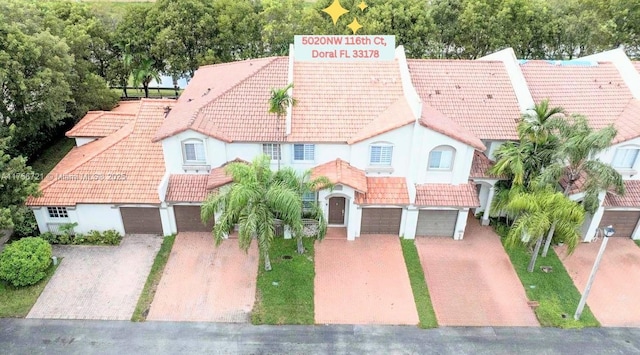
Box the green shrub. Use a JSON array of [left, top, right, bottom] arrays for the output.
[[39, 232, 58, 244], [41, 229, 122, 245], [101, 230, 122, 245], [11, 206, 39, 239], [0, 237, 52, 287]]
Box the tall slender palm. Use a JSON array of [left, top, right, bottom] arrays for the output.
[[268, 83, 296, 170], [132, 58, 162, 98], [503, 185, 585, 272], [539, 115, 624, 256], [274, 168, 332, 254], [201, 155, 303, 271]]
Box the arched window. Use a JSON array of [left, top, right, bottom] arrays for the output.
[[428, 145, 455, 170], [182, 139, 206, 164], [369, 142, 393, 165]]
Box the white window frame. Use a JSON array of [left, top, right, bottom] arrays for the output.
[[428, 145, 456, 171], [293, 144, 315, 162], [262, 143, 281, 161], [182, 139, 206, 164], [47, 206, 69, 219], [612, 148, 639, 169], [369, 143, 393, 166], [302, 191, 317, 211]]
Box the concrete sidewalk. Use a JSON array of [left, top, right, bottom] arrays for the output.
[[2, 319, 640, 354]]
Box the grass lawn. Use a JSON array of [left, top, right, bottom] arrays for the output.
[[252, 237, 315, 325], [30, 137, 75, 176], [498, 229, 600, 328], [131, 234, 176, 322], [635, 240, 640, 248], [0, 263, 59, 318], [400, 238, 438, 328]]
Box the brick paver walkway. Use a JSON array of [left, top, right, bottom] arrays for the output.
[[556, 238, 640, 326], [315, 235, 419, 325], [415, 217, 539, 326], [28, 234, 163, 320], [147, 233, 259, 322]]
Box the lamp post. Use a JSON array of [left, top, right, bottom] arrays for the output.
[[574, 225, 615, 320]]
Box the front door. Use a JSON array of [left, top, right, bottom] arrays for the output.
[[328, 197, 346, 225]]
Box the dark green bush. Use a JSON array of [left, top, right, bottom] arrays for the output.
[[11, 206, 39, 239], [0, 237, 52, 287], [41, 229, 122, 245]]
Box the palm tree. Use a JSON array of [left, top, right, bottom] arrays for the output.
[[539, 115, 624, 256], [268, 83, 297, 170], [503, 185, 585, 272], [274, 168, 332, 254], [490, 100, 565, 187], [201, 155, 303, 271], [132, 58, 162, 98]]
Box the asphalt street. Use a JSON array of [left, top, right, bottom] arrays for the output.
[[1, 319, 640, 354]]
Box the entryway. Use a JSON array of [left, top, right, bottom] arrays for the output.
[[328, 197, 345, 225]]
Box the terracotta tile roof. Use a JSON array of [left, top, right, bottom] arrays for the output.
[[207, 159, 247, 190], [355, 177, 409, 205], [111, 100, 141, 114], [604, 180, 640, 207], [27, 99, 176, 206], [66, 111, 136, 138], [311, 159, 367, 193], [521, 60, 634, 135], [154, 57, 288, 142], [415, 183, 480, 207], [470, 151, 506, 179], [420, 106, 485, 150], [612, 100, 640, 144], [290, 60, 413, 143], [558, 169, 588, 195], [166, 174, 209, 202], [408, 60, 521, 140]]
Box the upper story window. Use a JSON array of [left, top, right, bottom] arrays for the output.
[[428, 145, 455, 170], [182, 139, 206, 164], [369, 143, 393, 166], [293, 144, 315, 162], [47, 206, 68, 218], [612, 148, 639, 169], [262, 143, 281, 161]]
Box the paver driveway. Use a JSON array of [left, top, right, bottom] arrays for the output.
[[147, 232, 259, 322], [315, 235, 419, 325], [557, 238, 640, 326], [415, 217, 539, 326], [28, 234, 163, 320]]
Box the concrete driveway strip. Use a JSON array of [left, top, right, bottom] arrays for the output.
[[415, 217, 539, 327], [315, 234, 419, 325], [557, 237, 640, 327], [27, 234, 163, 320], [147, 232, 259, 322]]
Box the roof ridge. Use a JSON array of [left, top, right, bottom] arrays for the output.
[[347, 96, 415, 144], [40, 122, 135, 191], [196, 56, 284, 70], [66, 112, 106, 136]]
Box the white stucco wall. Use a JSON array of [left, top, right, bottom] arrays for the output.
[[74, 137, 97, 147], [318, 185, 360, 239], [350, 124, 414, 177], [597, 136, 640, 180], [32, 204, 126, 235], [161, 130, 224, 173], [412, 127, 475, 185]]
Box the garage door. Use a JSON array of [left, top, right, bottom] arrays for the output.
[[360, 208, 402, 234], [415, 210, 458, 237], [174, 205, 214, 232], [599, 211, 640, 238], [120, 207, 163, 234]]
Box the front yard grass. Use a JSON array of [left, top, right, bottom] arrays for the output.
[[30, 137, 75, 176], [0, 262, 58, 318], [132, 234, 176, 321], [498, 227, 600, 328], [635, 240, 640, 248], [400, 238, 438, 328], [251, 237, 315, 325]]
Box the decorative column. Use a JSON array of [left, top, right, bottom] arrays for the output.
[[482, 186, 495, 226]]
